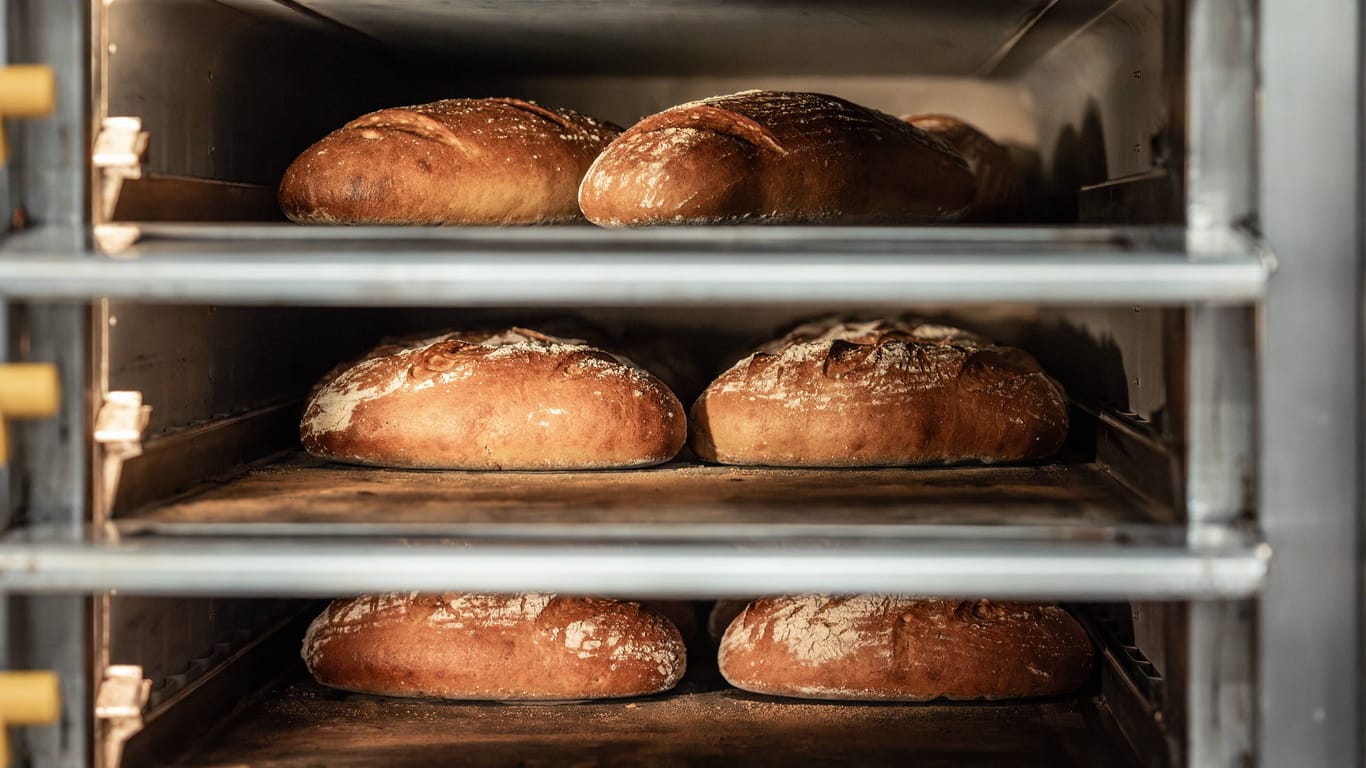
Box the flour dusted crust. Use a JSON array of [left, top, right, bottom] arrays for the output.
[[905, 114, 1021, 217], [689, 318, 1068, 467], [303, 593, 686, 700], [301, 327, 685, 469], [280, 98, 619, 224], [579, 90, 975, 226], [718, 595, 1093, 701]]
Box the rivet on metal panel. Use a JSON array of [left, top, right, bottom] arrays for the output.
[[95, 665, 150, 768]]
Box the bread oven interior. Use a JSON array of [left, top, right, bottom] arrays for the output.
[[100, 0, 1179, 227], [3, 1, 1259, 767], [72, 298, 1198, 768]]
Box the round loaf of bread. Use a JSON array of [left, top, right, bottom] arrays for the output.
[[689, 318, 1068, 467], [579, 90, 976, 226], [301, 328, 686, 469], [905, 114, 1021, 217], [303, 593, 687, 701], [718, 595, 1093, 701], [280, 98, 619, 224]]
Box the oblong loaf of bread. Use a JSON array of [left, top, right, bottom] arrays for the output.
[[303, 593, 687, 701], [718, 595, 1093, 701], [301, 328, 685, 469], [905, 114, 1021, 217], [689, 318, 1067, 467], [280, 98, 619, 224], [579, 90, 976, 226]]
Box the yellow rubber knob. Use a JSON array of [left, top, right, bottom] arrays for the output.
[[0, 364, 60, 418], [0, 671, 60, 768], [0, 64, 55, 167], [0, 66, 55, 118], [0, 671, 59, 725], [0, 363, 60, 467]]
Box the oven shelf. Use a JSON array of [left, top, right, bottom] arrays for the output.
[[0, 224, 1267, 305], [116, 453, 1165, 535], [0, 456, 1268, 599], [149, 672, 1144, 768]]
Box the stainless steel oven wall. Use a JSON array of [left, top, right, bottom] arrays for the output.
[[1019, 0, 1180, 223], [101, 0, 408, 188]]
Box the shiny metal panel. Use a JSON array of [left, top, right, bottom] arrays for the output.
[[1258, 0, 1362, 765]]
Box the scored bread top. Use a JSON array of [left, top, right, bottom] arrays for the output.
[[301, 327, 686, 470], [280, 98, 620, 225], [579, 90, 976, 226], [689, 317, 1068, 466], [304, 593, 687, 701], [718, 595, 1094, 701]]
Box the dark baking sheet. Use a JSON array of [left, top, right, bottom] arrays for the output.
[[169, 671, 1143, 768], [118, 453, 1161, 535]]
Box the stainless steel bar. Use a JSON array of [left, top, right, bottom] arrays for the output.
[[8, 0, 90, 233], [1184, 0, 1256, 253], [1259, 0, 1362, 764], [8, 302, 91, 768], [0, 234, 1269, 305], [1185, 600, 1255, 768], [1182, 3, 1260, 764], [0, 537, 1270, 600], [1184, 305, 1255, 528]]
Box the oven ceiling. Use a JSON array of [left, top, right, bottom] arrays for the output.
[[218, 0, 1111, 76]]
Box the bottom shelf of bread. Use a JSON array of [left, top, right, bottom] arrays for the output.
[[148, 643, 1147, 768]]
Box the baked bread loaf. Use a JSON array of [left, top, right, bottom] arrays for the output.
[[689, 318, 1068, 467], [303, 593, 686, 700], [718, 595, 1093, 701], [707, 599, 752, 643], [905, 114, 1021, 216], [579, 90, 975, 226], [280, 98, 619, 224], [302, 327, 685, 469]]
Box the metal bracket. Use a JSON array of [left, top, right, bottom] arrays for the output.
[[92, 116, 149, 244], [94, 665, 150, 768], [94, 391, 152, 529], [94, 391, 151, 461]]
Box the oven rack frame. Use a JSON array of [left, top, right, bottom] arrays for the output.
[[0, 0, 1358, 767]]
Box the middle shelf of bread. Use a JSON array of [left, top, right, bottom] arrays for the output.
[[0, 452, 1268, 599]]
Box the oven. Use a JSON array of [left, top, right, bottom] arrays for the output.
[[0, 1, 1359, 766]]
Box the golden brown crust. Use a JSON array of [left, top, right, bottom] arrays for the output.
[[905, 114, 1021, 217], [303, 593, 686, 701], [301, 327, 686, 470], [689, 318, 1068, 467], [280, 98, 620, 224], [579, 90, 976, 226], [718, 595, 1093, 701]]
